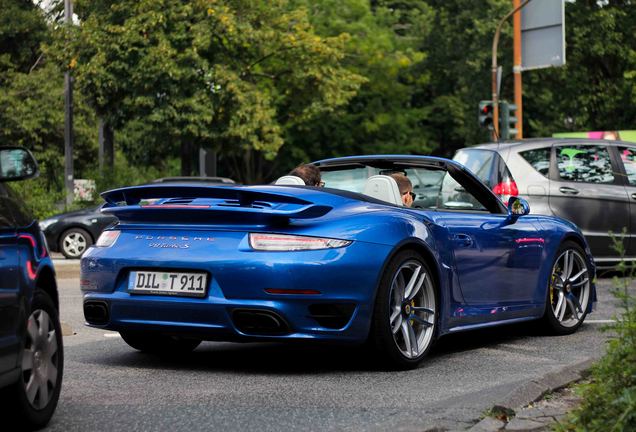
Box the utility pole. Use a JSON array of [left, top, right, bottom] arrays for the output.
[[513, 0, 523, 139], [491, 0, 531, 141], [64, 0, 74, 206]]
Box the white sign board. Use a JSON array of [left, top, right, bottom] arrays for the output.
[[74, 179, 96, 202], [521, 0, 566, 70]]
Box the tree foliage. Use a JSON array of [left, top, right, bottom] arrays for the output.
[[58, 0, 364, 182], [524, 0, 636, 137]]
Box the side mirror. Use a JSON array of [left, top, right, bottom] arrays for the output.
[[0, 147, 39, 182], [507, 196, 530, 220]]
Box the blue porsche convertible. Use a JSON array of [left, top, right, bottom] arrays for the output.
[[80, 155, 595, 368]]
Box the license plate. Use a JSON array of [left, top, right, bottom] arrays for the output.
[[128, 271, 208, 297]]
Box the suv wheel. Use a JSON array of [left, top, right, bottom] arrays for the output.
[[0, 290, 64, 430]]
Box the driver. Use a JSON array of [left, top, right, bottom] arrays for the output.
[[390, 173, 414, 207]]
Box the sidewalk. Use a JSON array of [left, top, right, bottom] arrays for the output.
[[52, 255, 80, 279], [468, 359, 595, 431]]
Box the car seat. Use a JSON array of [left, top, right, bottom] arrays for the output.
[[363, 175, 403, 206], [275, 175, 306, 185]]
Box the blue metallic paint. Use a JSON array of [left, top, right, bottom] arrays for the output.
[[81, 155, 596, 346]]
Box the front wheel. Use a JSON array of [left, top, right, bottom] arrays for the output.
[[120, 331, 201, 355], [59, 228, 93, 259], [370, 251, 437, 370], [542, 242, 592, 335]]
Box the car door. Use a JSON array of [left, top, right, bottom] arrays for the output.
[[0, 183, 21, 373], [433, 170, 543, 310], [613, 144, 636, 257], [549, 143, 629, 259]]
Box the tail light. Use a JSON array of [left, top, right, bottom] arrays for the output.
[[492, 180, 518, 203], [249, 233, 351, 251], [96, 230, 120, 247]]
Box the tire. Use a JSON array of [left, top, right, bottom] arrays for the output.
[[369, 250, 438, 370], [59, 228, 93, 259], [120, 331, 201, 355], [0, 290, 64, 431], [541, 241, 592, 335]]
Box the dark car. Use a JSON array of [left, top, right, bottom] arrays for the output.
[[40, 176, 237, 259], [40, 204, 117, 259], [0, 147, 63, 429], [454, 138, 636, 266]]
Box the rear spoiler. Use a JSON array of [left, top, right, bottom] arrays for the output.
[[101, 185, 332, 225]]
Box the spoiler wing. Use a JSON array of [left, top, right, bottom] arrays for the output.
[[101, 185, 332, 224]]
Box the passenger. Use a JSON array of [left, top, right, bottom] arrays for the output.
[[390, 173, 414, 207], [288, 164, 324, 187]]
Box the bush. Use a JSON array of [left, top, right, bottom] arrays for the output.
[[17, 151, 179, 220], [558, 235, 636, 431]]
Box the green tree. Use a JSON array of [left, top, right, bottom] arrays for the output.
[[414, 0, 510, 156], [280, 0, 434, 169], [59, 0, 363, 183], [0, 0, 99, 217], [523, 0, 636, 137]]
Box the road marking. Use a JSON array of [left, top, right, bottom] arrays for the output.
[[586, 319, 616, 324], [104, 333, 122, 338]]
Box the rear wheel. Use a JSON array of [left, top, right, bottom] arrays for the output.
[[59, 228, 92, 259], [542, 242, 591, 335], [0, 290, 64, 430], [120, 331, 201, 354], [370, 250, 437, 369]]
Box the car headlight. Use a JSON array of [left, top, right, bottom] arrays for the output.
[[249, 233, 352, 251], [95, 230, 120, 247], [38, 218, 58, 231]]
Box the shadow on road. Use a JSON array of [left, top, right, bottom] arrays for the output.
[[79, 321, 553, 374]]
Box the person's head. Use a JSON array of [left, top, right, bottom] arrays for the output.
[[289, 164, 323, 186], [390, 173, 414, 207], [602, 130, 621, 141]]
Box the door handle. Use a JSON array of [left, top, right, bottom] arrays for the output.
[[559, 187, 579, 195], [631, 193, 636, 200], [452, 234, 473, 247]]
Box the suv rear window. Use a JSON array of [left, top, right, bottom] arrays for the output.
[[519, 147, 550, 177]]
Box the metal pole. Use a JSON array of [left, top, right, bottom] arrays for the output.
[[98, 118, 104, 173], [492, 0, 531, 141], [513, 0, 523, 139], [64, 0, 74, 206]]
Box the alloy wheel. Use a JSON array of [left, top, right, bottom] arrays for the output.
[[21, 309, 60, 410], [388, 260, 436, 359], [549, 249, 590, 328], [62, 232, 87, 257]]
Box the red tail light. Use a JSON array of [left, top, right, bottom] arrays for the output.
[[492, 181, 519, 197]]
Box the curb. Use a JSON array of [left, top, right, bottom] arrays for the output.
[[468, 356, 600, 431], [53, 259, 81, 279]]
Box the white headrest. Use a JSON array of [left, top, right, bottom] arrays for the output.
[[363, 175, 403, 206], [275, 175, 306, 185]]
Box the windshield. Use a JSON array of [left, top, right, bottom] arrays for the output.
[[320, 164, 486, 211]]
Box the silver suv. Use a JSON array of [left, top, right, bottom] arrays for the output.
[[454, 138, 636, 266]]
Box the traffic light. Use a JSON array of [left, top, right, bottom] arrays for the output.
[[478, 100, 494, 129], [500, 101, 518, 140]]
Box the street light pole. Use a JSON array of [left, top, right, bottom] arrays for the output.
[[491, 0, 531, 141], [64, 0, 74, 207], [513, 0, 523, 139]]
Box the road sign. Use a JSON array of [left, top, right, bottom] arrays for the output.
[[521, 0, 565, 70]]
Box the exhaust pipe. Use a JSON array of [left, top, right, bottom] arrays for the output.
[[84, 300, 110, 325], [232, 309, 289, 335]]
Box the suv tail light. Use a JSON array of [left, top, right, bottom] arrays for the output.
[[492, 180, 519, 204]]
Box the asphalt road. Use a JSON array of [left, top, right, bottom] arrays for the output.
[[42, 268, 629, 432]]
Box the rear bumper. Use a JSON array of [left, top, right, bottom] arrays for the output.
[[80, 239, 393, 343]]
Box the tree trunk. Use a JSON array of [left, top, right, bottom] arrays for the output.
[[181, 141, 192, 176]]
